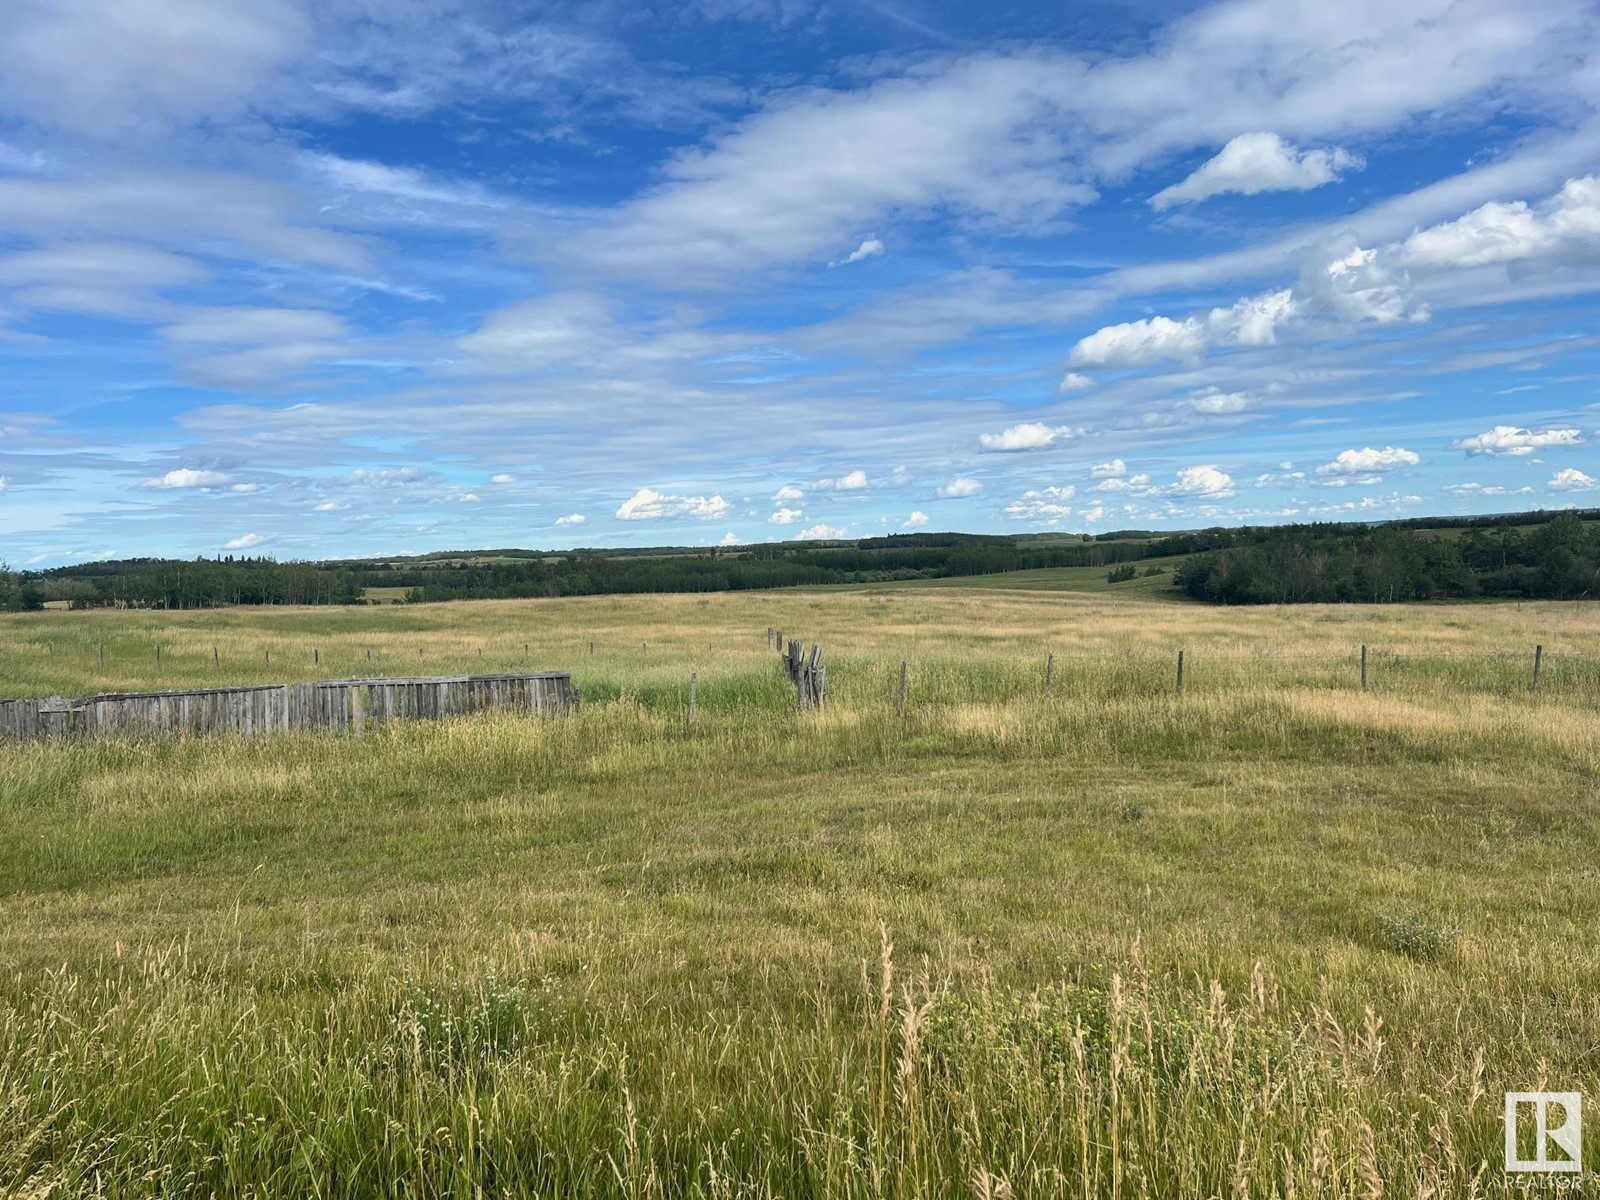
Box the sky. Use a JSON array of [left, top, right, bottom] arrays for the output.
[[1, 0, 1599, 566]]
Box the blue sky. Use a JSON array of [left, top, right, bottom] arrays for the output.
[[1, 0, 1598, 565]]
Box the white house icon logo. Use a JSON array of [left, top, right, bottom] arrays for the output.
[[1505, 1092, 1582, 1173]]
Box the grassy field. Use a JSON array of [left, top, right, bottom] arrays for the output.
[[2, 589, 1599, 1197]]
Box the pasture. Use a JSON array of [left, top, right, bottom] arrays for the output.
[[2, 588, 1598, 1197]]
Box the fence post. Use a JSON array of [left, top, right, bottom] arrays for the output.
[[897, 660, 908, 712], [1175, 649, 1185, 696], [1045, 653, 1054, 697], [351, 684, 366, 740], [589, 641, 594, 656], [155, 644, 161, 666], [1360, 644, 1368, 692], [1532, 644, 1543, 693], [524, 642, 529, 660], [265, 649, 270, 665], [314, 647, 319, 666], [688, 672, 698, 725], [213, 646, 219, 667], [366, 647, 372, 662], [98, 642, 105, 670]]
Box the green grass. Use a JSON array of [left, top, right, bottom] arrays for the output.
[[1, 590, 1598, 1196]]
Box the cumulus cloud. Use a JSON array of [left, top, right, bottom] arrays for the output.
[[141, 467, 231, 490], [1090, 459, 1127, 478], [490, 473, 516, 484], [1068, 241, 1420, 370], [768, 507, 804, 524], [903, 510, 929, 528], [813, 469, 868, 491], [1151, 132, 1362, 210], [224, 532, 267, 550], [554, 513, 586, 525], [1550, 468, 1597, 491], [1057, 371, 1095, 392], [978, 421, 1077, 452], [1004, 486, 1075, 522], [718, 531, 743, 545], [796, 523, 845, 540], [1404, 176, 1600, 269], [837, 237, 885, 265], [1092, 473, 1152, 494], [773, 485, 804, 503], [322, 466, 432, 488], [1452, 425, 1585, 456], [938, 477, 983, 498], [1182, 388, 1250, 414], [615, 487, 732, 520], [1168, 465, 1235, 499], [1315, 446, 1421, 475]]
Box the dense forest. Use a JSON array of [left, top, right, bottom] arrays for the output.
[[1173, 511, 1600, 603], [2, 510, 1596, 611]]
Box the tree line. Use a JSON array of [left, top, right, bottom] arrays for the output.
[[3, 511, 1595, 610], [1173, 512, 1600, 603]]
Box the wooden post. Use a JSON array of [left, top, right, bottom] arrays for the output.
[[366, 647, 372, 662], [588, 641, 594, 656], [1175, 649, 1185, 696], [265, 649, 270, 665], [213, 646, 219, 667], [313, 647, 319, 666], [1532, 644, 1543, 693], [897, 660, 908, 712], [523, 643, 529, 660], [1360, 644, 1368, 692], [155, 644, 161, 666], [688, 672, 698, 725], [98, 642, 105, 670], [351, 684, 366, 740], [1045, 653, 1054, 697], [642, 642, 648, 655]]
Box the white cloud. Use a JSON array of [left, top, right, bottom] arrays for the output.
[[302, 152, 507, 212], [796, 523, 845, 540], [718, 531, 743, 545], [1151, 132, 1363, 209], [1090, 459, 1127, 478], [1442, 482, 1532, 497], [1550, 468, 1597, 491], [813, 469, 868, 491], [1092, 473, 1152, 494], [1452, 426, 1585, 456], [490, 473, 516, 484], [903, 510, 929, 528], [1004, 486, 1075, 523], [224, 532, 267, 550], [0, 476, 7, 494], [1068, 288, 1297, 368], [1315, 446, 1421, 475], [938, 477, 983, 498], [1057, 371, 1096, 392], [1183, 388, 1250, 414], [978, 421, 1076, 452], [1404, 176, 1600, 269], [616, 487, 732, 520], [773, 484, 804, 503], [768, 507, 804, 524], [838, 237, 885, 265], [1168, 465, 1235, 499], [322, 466, 432, 489], [555, 513, 586, 525], [140, 467, 231, 491]]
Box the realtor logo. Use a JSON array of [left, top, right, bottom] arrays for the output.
[[1506, 1092, 1582, 1174]]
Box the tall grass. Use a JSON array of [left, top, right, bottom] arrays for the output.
[[1, 591, 1597, 1195]]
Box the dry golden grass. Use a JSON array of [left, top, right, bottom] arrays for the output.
[[0, 589, 1598, 1196]]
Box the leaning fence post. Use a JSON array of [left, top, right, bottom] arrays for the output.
[[897, 660, 908, 712], [1532, 644, 1543, 693], [688, 672, 698, 725], [1175, 649, 1185, 696], [1360, 644, 1368, 692], [1045, 653, 1054, 697]]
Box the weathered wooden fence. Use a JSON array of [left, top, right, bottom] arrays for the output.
[[0, 672, 575, 745], [780, 639, 826, 709]]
